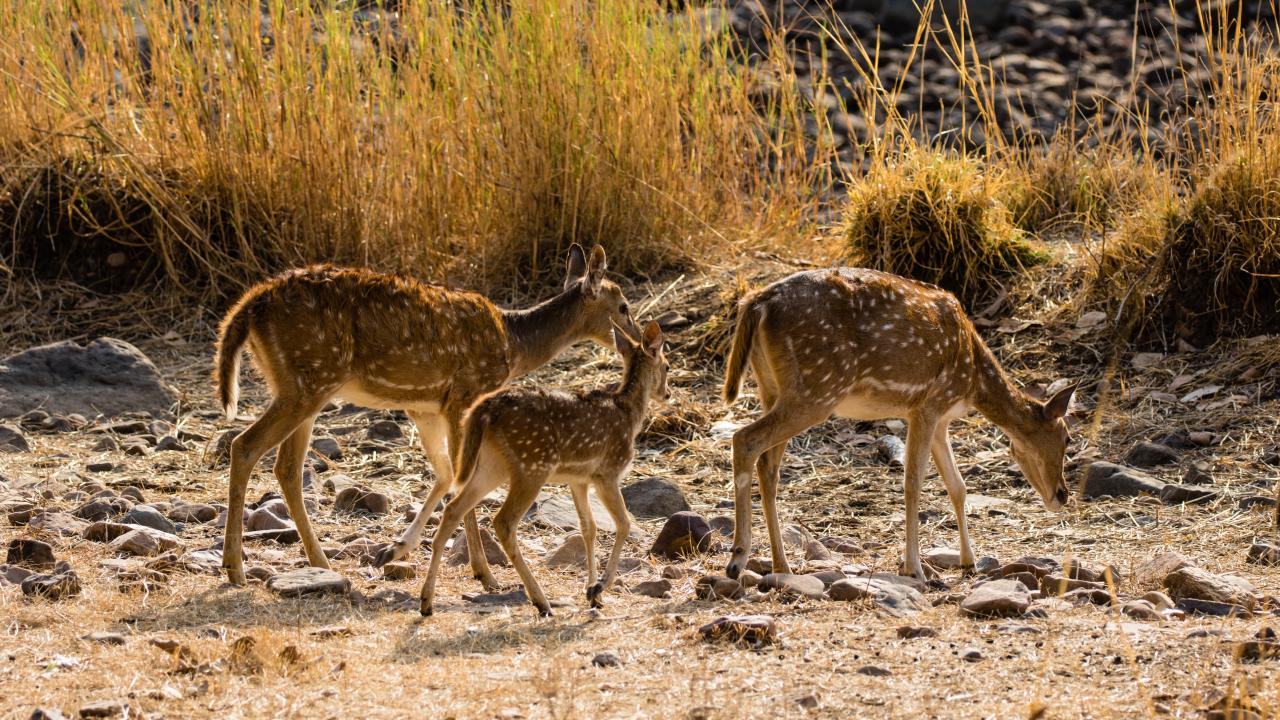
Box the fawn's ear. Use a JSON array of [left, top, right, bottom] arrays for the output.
[[565, 243, 588, 290], [641, 320, 663, 356], [612, 321, 637, 356], [1044, 381, 1077, 419], [585, 245, 607, 296]]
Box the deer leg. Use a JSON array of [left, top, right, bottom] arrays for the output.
[[440, 403, 499, 592], [224, 395, 317, 585], [377, 412, 454, 566], [757, 442, 791, 575], [726, 404, 828, 579], [274, 415, 330, 569], [569, 482, 598, 607], [418, 452, 504, 617], [492, 474, 553, 617], [590, 471, 632, 605], [902, 414, 937, 581], [931, 424, 975, 571]]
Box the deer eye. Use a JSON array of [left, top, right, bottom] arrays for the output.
[[619, 303, 629, 314]]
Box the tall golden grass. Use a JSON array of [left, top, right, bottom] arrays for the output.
[[0, 1, 825, 298]]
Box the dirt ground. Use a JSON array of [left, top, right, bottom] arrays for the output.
[[1, 260, 1278, 720]]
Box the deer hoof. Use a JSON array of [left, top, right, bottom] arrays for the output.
[[587, 582, 604, 608], [224, 567, 246, 587], [372, 545, 399, 568], [419, 603, 434, 617], [536, 605, 553, 618]]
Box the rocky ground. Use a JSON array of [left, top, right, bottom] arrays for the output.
[[1, 259, 1278, 719], [731, 0, 1276, 152]]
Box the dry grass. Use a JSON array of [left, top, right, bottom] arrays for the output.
[[2, 265, 1279, 719]]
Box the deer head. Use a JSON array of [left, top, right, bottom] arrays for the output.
[[565, 244, 641, 346], [613, 319, 670, 404], [1008, 382, 1077, 511]]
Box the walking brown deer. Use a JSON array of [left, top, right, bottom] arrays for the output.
[[213, 244, 639, 586], [417, 320, 669, 616], [721, 268, 1077, 581]]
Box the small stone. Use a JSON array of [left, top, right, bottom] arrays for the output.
[[120, 505, 176, 534], [738, 569, 763, 588], [246, 506, 292, 532], [695, 574, 745, 601], [1038, 574, 1106, 596], [856, 665, 892, 677], [245, 566, 275, 583], [808, 569, 846, 587], [168, 503, 217, 524], [1182, 462, 1214, 485], [28, 511, 89, 537], [794, 693, 819, 710], [648, 512, 715, 559], [544, 533, 588, 568], [1235, 639, 1280, 663], [267, 567, 351, 597], [381, 561, 416, 580], [334, 487, 391, 515], [896, 625, 936, 639], [1247, 542, 1280, 567], [660, 565, 688, 580], [781, 524, 814, 548], [336, 537, 390, 565], [1121, 600, 1160, 620], [6, 538, 56, 569], [620, 477, 689, 518], [698, 615, 777, 646], [1240, 495, 1278, 510], [1123, 441, 1180, 468], [1135, 552, 1194, 585], [591, 651, 623, 668], [922, 547, 966, 570], [73, 498, 128, 521], [311, 437, 342, 460], [110, 528, 179, 557], [757, 573, 825, 600], [154, 436, 187, 452], [631, 578, 672, 598], [1082, 462, 1165, 499], [803, 540, 832, 562], [365, 419, 403, 440], [91, 436, 119, 453], [21, 567, 81, 600], [707, 515, 734, 536], [960, 579, 1031, 618], [243, 528, 300, 544], [1, 564, 36, 585], [83, 631, 127, 645], [820, 536, 863, 555], [1142, 590, 1175, 610], [960, 648, 983, 662], [827, 577, 929, 616], [1158, 484, 1219, 505], [78, 700, 127, 718], [1176, 598, 1252, 618], [0, 424, 30, 452], [1163, 567, 1256, 609], [447, 528, 509, 567]]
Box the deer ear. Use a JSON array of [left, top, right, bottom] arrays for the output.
[[565, 244, 588, 290], [1044, 381, 1077, 419], [585, 245, 607, 296], [612, 321, 636, 356], [641, 320, 663, 356]]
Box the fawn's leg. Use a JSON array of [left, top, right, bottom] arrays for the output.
[[590, 471, 632, 605], [902, 413, 937, 581], [274, 415, 330, 569], [493, 473, 552, 616], [931, 423, 975, 570], [418, 456, 504, 617], [756, 442, 790, 575], [726, 403, 828, 579], [569, 482, 598, 607], [225, 395, 320, 585], [378, 411, 454, 566]]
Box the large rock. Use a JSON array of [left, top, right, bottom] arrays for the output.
[[543, 533, 588, 568], [21, 564, 81, 600], [960, 579, 1031, 618], [526, 493, 636, 537], [447, 528, 509, 567], [266, 567, 351, 598], [0, 338, 174, 419], [621, 477, 690, 519], [827, 576, 929, 616], [649, 512, 716, 559], [1163, 567, 1257, 610], [6, 538, 56, 569], [1082, 462, 1165, 499]]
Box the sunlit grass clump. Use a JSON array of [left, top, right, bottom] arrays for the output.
[[839, 151, 1045, 307], [0, 1, 819, 297]]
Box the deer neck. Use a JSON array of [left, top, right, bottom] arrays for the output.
[[613, 357, 653, 437], [969, 337, 1038, 440], [501, 286, 584, 379]]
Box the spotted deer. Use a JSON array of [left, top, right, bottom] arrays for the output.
[[721, 268, 1077, 581], [417, 320, 668, 617], [213, 244, 640, 586]]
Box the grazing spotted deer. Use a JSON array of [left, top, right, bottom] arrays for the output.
[[416, 320, 669, 617], [721, 268, 1077, 581], [214, 244, 640, 586]]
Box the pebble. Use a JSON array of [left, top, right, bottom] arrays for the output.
[[959, 579, 1031, 618], [82, 631, 127, 645], [648, 512, 715, 559], [21, 565, 81, 600], [1158, 484, 1219, 505], [896, 625, 937, 639], [1082, 462, 1165, 499], [246, 506, 293, 532], [334, 487, 391, 515], [30, 709, 69, 720], [381, 561, 416, 580], [803, 540, 832, 562], [6, 538, 56, 569], [856, 665, 892, 676], [1122, 441, 1180, 468], [1121, 600, 1161, 620], [120, 505, 176, 534], [311, 437, 343, 460], [446, 528, 509, 567], [267, 567, 351, 597], [827, 577, 928, 616], [758, 573, 826, 600], [631, 578, 672, 598], [1142, 590, 1175, 610], [695, 575, 746, 601], [591, 651, 623, 668], [1182, 462, 1214, 485], [1163, 567, 1257, 610], [922, 547, 966, 570], [110, 528, 179, 557], [1246, 542, 1279, 567], [365, 419, 403, 440], [544, 533, 588, 568], [78, 701, 127, 718], [707, 515, 734, 536], [960, 648, 984, 662], [698, 615, 777, 646], [168, 503, 217, 523], [0, 423, 30, 452], [245, 566, 276, 583]]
